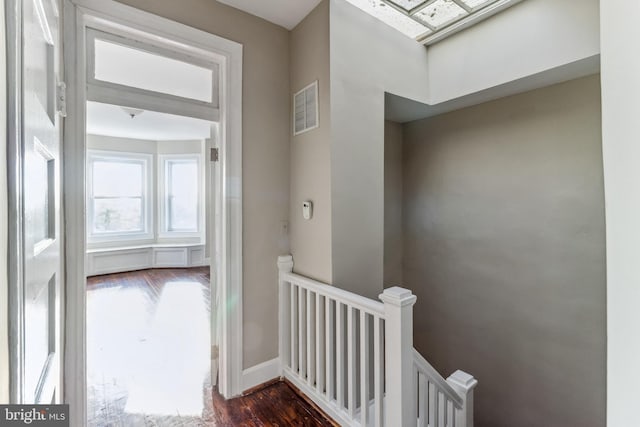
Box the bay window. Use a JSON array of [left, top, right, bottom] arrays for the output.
[[159, 154, 202, 237], [87, 151, 152, 241]]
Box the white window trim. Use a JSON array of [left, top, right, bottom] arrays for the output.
[[157, 153, 204, 240], [86, 150, 154, 244]]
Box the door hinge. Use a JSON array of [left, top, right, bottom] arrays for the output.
[[57, 81, 67, 117], [210, 147, 219, 162]]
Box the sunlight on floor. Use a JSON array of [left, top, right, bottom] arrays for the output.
[[125, 282, 210, 416], [87, 269, 212, 426]]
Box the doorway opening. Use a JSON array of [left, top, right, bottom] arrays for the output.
[[84, 99, 216, 424], [62, 1, 244, 424]]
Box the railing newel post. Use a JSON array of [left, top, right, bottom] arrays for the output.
[[277, 255, 294, 375], [380, 286, 417, 427], [447, 370, 478, 427]]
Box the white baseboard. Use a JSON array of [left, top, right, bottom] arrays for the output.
[[241, 358, 281, 392]]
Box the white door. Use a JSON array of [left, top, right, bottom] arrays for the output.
[[21, 0, 62, 404]]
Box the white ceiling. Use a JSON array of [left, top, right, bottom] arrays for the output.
[[87, 101, 213, 141], [217, 0, 322, 30]]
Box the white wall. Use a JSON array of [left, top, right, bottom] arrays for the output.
[[601, 1, 640, 425], [329, 0, 429, 297], [427, 0, 600, 104], [0, 0, 9, 404]]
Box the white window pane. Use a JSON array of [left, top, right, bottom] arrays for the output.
[[167, 160, 198, 232], [345, 0, 431, 39], [93, 198, 143, 233], [94, 39, 213, 102], [460, 0, 496, 8], [414, 0, 468, 29], [93, 160, 143, 198], [169, 196, 198, 231], [386, 0, 429, 12]]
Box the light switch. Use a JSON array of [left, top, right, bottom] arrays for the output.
[[302, 201, 313, 220]]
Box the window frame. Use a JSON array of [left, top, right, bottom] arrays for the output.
[[158, 153, 204, 239], [86, 150, 154, 243]]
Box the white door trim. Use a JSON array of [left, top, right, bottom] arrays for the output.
[[6, 0, 26, 404], [62, 1, 243, 425]]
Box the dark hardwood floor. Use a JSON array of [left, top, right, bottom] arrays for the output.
[[211, 381, 336, 427], [87, 268, 334, 426]]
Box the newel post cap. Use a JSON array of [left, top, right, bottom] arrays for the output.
[[379, 286, 417, 307], [277, 255, 294, 273], [447, 370, 478, 391]]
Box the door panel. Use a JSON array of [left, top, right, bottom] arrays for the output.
[[22, 0, 62, 404]]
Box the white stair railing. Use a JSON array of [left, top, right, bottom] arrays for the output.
[[277, 255, 477, 427]]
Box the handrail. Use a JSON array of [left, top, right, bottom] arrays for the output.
[[281, 271, 386, 317], [413, 348, 464, 409]]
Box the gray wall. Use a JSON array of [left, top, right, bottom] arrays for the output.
[[384, 120, 403, 286], [401, 75, 605, 427], [329, 0, 430, 298], [289, 1, 332, 283], [115, 0, 291, 369]]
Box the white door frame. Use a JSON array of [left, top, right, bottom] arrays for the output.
[[6, 0, 26, 403], [62, 1, 244, 425]]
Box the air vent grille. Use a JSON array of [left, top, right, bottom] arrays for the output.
[[293, 81, 319, 135]]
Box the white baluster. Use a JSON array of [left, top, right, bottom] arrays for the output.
[[373, 316, 383, 427], [360, 311, 370, 427], [447, 399, 455, 427], [380, 287, 417, 427], [336, 302, 345, 409], [291, 284, 298, 373], [429, 382, 437, 426], [418, 372, 427, 427], [438, 391, 445, 427], [326, 298, 335, 401], [316, 294, 325, 394], [299, 287, 306, 378], [307, 290, 314, 386], [347, 306, 356, 418]]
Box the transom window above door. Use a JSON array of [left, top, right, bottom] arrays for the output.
[[93, 38, 214, 103], [86, 28, 221, 122]]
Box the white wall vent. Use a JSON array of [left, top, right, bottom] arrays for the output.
[[293, 80, 319, 135]]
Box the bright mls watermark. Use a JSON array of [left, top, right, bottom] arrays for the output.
[[0, 405, 69, 426]]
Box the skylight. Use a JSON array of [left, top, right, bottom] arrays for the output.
[[345, 0, 522, 44]]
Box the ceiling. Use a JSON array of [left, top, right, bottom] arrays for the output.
[[216, 0, 322, 30], [87, 101, 213, 141]]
